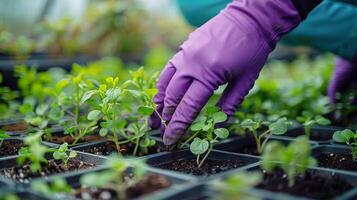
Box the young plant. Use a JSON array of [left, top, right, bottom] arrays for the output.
[[54, 73, 99, 144], [262, 136, 317, 187], [211, 171, 262, 200], [182, 106, 229, 168], [333, 129, 357, 161], [52, 143, 77, 169], [85, 68, 161, 156], [297, 111, 331, 139], [32, 177, 73, 198], [0, 130, 9, 149], [17, 131, 49, 172], [80, 154, 147, 200], [240, 117, 291, 154]]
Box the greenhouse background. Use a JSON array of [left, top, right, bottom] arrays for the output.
[[0, 0, 356, 200]]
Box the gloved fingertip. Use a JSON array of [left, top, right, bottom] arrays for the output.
[[163, 126, 185, 146], [149, 113, 161, 129]]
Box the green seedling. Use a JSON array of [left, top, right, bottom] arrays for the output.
[[262, 136, 316, 187], [297, 111, 331, 139], [182, 106, 229, 168], [52, 143, 77, 169], [0, 130, 9, 149], [333, 129, 357, 161], [80, 154, 147, 200], [85, 68, 161, 156], [240, 117, 291, 154], [17, 131, 49, 172], [32, 177, 73, 197], [54, 73, 99, 144], [211, 171, 263, 200]]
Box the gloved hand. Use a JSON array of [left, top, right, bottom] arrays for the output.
[[150, 0, 302, 145], [328, 57, 357, 104]]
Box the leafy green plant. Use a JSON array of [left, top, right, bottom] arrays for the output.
[[80, 154, 147, 200], [240, 117, 291, 154], [17, 131, 49, 172], [333, 129, 357, 161], [211, 171, 262, 200], [297, 111, 331, 138], [54, 73, 99, 144], [85, 68, 161, 156], [180, 107, 229, 168], [0, 130, 9, 149], [262, 136, 317, 187], [52, 143, 77, 169], [32, 177, 73, 197]]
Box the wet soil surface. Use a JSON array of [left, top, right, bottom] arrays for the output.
[[0, 160, 94, 183], [0, 140, 24, 157], [257, 169, 353, 199], [1, 122, 28, 132], [316, 152, 357, 171], [77, 141, 166, 156], [43, 133, 103, 145], [154, 159, 246, 176], [74, 173, 171, 200]]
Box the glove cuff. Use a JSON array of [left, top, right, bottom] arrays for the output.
[[224, 0, 302, 48]]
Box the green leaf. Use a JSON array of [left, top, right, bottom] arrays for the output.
[[87, 110, 101, 120], [80, 90, 97, 105], [315, 116, 331, 126], [206, 106, 220, 116], [269, 118, 289, 135], [114, 119, 127, 130], [190, 122, 203, 132], [138, 106, 154, 116], [214, 128, 229, 139], [212, 111, 227, 124], [0, 130, 9, 139], [69, 151, 77, 158], [48, 106, 64, 122], [190, 138, 209, 155], [139, 138, 151, 147], [55, 79, 70, 93], [99, 128, 109, 136], [35, 104, 49, 116], [333, 129, 354, 143]]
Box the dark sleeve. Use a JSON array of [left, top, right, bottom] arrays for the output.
[[291, 0, 323, 19]]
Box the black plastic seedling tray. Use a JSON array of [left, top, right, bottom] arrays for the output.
[[214, 135, 318, 157], [38, 163, 194, 200], [275, 125, 343, 144], [312, 144, 357, 173], [71, 137, 166, 158], [145, 149, 259, 179], [0, 150, 106, 184], [245, 164, 357, 200]]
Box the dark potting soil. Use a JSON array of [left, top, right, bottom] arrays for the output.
[[1, 122, 28, 132], [78, 141, 166, 157], [43, 134, 103, 145], [232, 143, 259, 156], [74, 173, 171, 200], [257, 169, 353, 199], [0, 140, 24, 157], [317, 152, 357, 171], [154, 159, 246, 176], [0, 160, 94, 183]]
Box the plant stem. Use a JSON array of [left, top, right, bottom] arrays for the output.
[[180, 131, 199, 149], [198, 144, 213, 168], [154, 109, 167, 128], [133, 137, 140, 156], [260, 133, 273, 154], [252, 130, 261, 154]]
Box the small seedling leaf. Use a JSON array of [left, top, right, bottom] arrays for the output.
[[269, 118, 289, 135], [138, 106, 154, 116], [214, 128, 229, 139], [190, 138, 209, 155], [333, 129, 354, 143], [213, 111, 227, 124], [87, 110, 101, 120], [315, 116, 331, 126], [69, 151, 77, 158], [99, 128, 109, 136]]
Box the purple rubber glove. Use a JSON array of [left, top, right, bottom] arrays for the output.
[[150, 0, 302, 145], [328, 57, 357, 104]]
